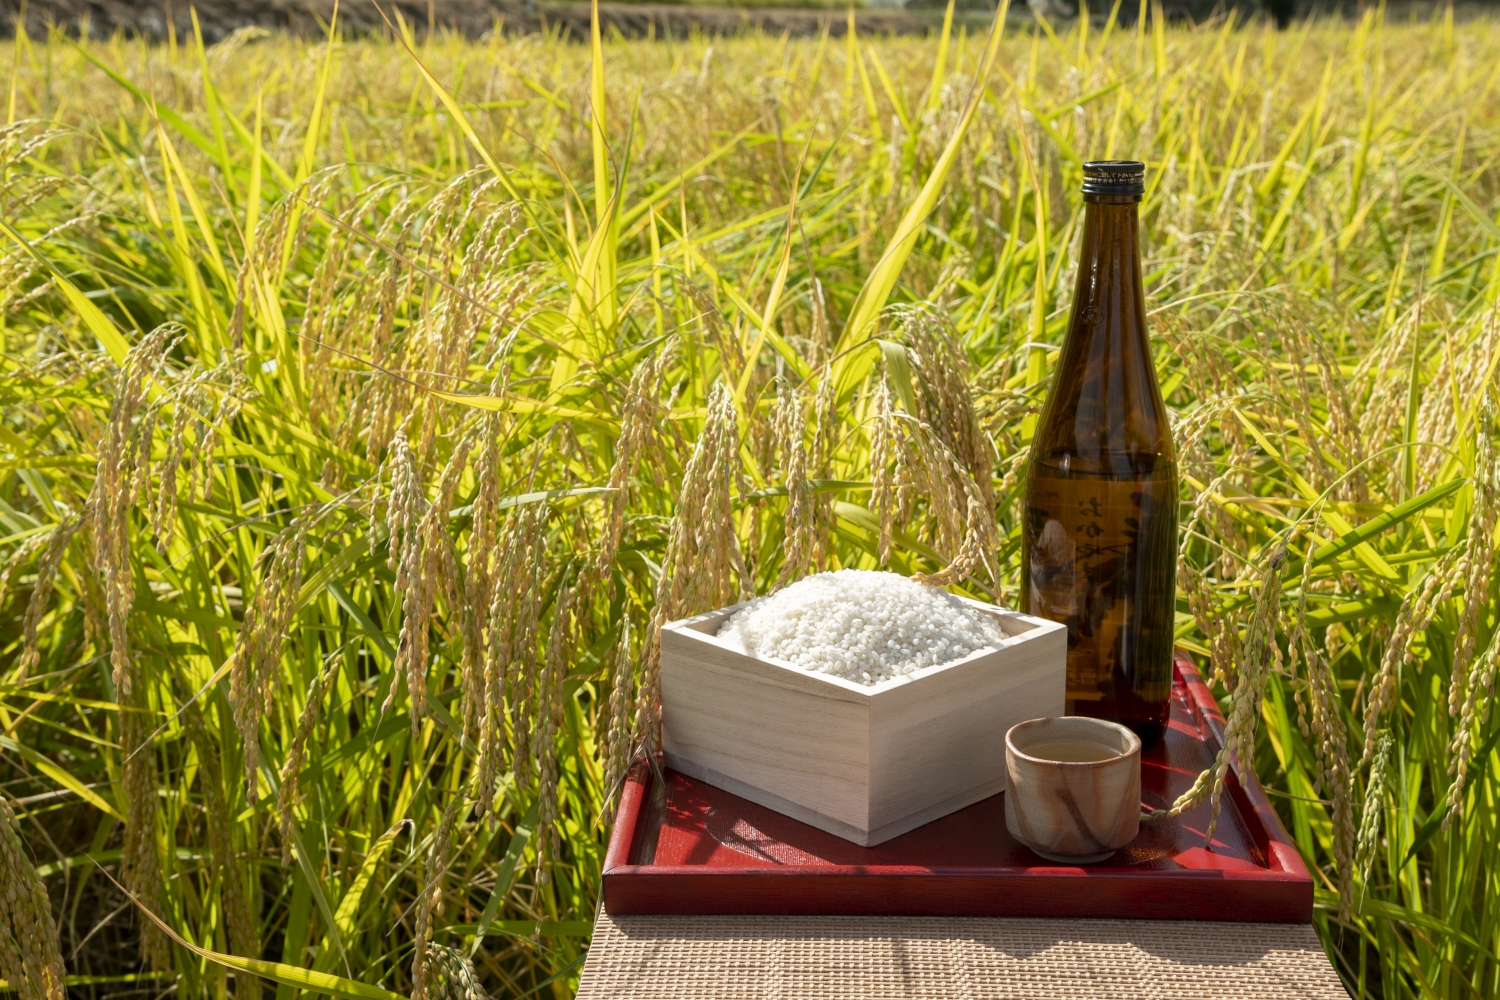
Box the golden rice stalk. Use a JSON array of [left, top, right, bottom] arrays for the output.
[[994, 446, 1029, 502], [147, 373, 213, 555], [1146, 548, 1285, 839], [870, 378, 898, 565], [907, 417, 999, 588], [808, 364, 839, 570], [1363, 544, 1466, 762], [535, 576, 578, 884], [1446, 639, 1500, 824], [351, 262, 408, 459], [389, 433, 473, 738], [1444, 391, 1500, 823], [773, 378, 814, 590], [461, 425, 502, 739], [1353, 301, 1423, 492], [193, 382, 246, 506], [90, 324, 181, 697], [603, 615, 636, 798], [0, 532, 51, 619], [1418, 308, 1500, 485], [276, 660, 340, 864], [0, 795, 66, 1000], [639, 382, 750, 750], [1287, 550, 1356, 918], [411, 794, 463, 1000], [507, 509, 550, 782], [424, 943, 490, 1000], [589, 349, 669, 597], [384, 423, 421, 583], [908, 420, 966, 561], [1178, 474, 1242, 690], [15, 511, 85, 682], [83, 325, 182, 971], [475, 503, 548, 816], [227, 524, 308, 803], [1356, 729, 1394, 882], [900, 308, 993, 510], [1450, 392, 1499, 717]]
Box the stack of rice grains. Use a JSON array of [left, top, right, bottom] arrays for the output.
[[715, 570, 1010, 685]]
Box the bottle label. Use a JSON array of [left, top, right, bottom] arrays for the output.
[[1024, 473, 1176, 705]]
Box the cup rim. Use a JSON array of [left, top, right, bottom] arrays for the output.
[[1005, 716, 1142, 765]]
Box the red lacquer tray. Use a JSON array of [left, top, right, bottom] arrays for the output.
[[603, 656, 1313, 922]]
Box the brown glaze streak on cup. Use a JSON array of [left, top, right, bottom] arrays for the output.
[[1004, 716, 1142, 864]]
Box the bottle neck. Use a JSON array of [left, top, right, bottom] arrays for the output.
[[1030, 191, 1172, 476], [1077, 197, 1142, 290], [1067, 197, 1147, 376]]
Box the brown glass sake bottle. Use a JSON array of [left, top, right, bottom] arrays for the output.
[[1021, 161, 1178, 748]]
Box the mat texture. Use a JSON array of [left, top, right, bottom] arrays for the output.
[[577, 910, 1348, 999]]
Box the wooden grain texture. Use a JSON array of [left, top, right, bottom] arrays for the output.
[[606, 658, 1316, 923], [660, 601, 1067, 845]]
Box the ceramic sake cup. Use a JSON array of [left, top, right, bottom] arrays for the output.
[[1004, 716, 1142, 864]]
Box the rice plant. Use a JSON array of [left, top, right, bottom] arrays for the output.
[[1, 4, 1498, 998]]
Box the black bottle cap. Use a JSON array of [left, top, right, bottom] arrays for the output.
[[1082, 160, 1145, 197]]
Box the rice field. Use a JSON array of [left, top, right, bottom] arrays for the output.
[[1, 4, 1499, 998]]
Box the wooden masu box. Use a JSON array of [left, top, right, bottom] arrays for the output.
[[659, 599, 1068, 846]]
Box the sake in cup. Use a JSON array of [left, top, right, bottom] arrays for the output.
[[1004, 716, 1142, 864]]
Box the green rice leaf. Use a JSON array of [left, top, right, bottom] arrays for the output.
[[0, 737, 124, 821], [835, 0, 1010, 359], [95, 863, 405, 1000]]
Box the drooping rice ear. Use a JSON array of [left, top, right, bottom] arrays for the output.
[[1177, 473, 1245, 691], [1444, 391, 1500, 823], [1356, 730, 1395, 884], [871, 378, 899, 566], [590, 349, 668, 598], [1285, 549, 1356, 919], [640, 382, 748, 749], [462, 414, 504, 740], [423, 943, 491, 1000], [1363, 543, 1466, 762], [773, 377, 813, 590], [908, 419, 999, 589], [604, 615, 636, 798], [535, 573, 577, 885], [0, 532, 51, 628], [806, 363, 839, 572], [392, 432, 473, 739], [476, 502, 543, 817], [15, 510, 86, 682], [411, 793, 464, 1000], [0, 795, 67, 1000], [1146, 548, 1287, 842], [487, 502, 548, 799], [900, 307, 992, 508], [227, 523, 308, 803], [91, 324, 181, 698], [76, 324, 185, 973], [276, 660, 340, 864]]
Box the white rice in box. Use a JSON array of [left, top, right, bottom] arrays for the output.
[[715, 569, 1011, 685]]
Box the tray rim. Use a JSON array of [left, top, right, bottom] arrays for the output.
[[604, 655, 1314, 921]]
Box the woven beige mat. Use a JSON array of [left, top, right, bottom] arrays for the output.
[[577, 910, 1348, 999]]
